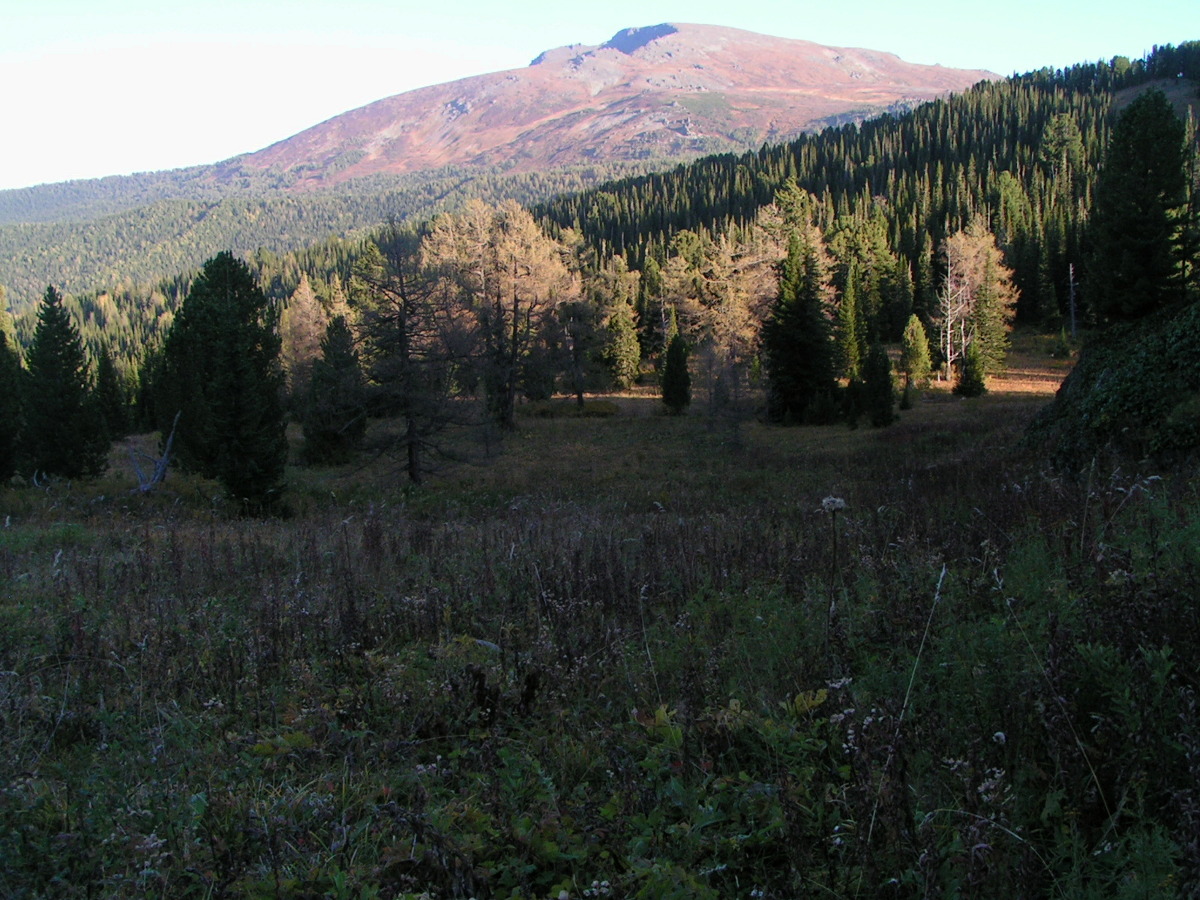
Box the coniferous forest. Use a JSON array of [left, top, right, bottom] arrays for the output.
[[1, 42, 1200, 899]]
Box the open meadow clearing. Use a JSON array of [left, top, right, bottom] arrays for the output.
[[2, 342, 1197, 899]]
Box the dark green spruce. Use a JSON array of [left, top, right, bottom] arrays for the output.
[[303, 315, 366, 466], [0, 330, 23, 481], [1086, 88, 1192, 320], [763, 232, 837, 424], [660, 333, 691, 415], [862, 342, 897, 426], [155, 252, 287, 511], [21, 286, 108, 479]]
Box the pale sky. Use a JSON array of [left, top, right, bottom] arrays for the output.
[[1, 0, 1196, 191]]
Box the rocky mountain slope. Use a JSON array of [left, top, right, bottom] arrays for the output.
[[0, 23, 995, 310], [240, 23, 995, 185]]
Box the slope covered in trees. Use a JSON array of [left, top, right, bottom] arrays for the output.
[[0, 161, 662, 314], [2, 42, 1197, 459], [1029, 81, 1200, 468], [538, 43, 1200, 328]]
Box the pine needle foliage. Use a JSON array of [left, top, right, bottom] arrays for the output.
[[763, 231, 837, 424], [0, 330, 23, 480], [862, 342, 897, 426], [661, 333, 691, 414], [22, 286, 108, 478], [899, 314, 932, 388], [1086, 88, 1191, 321], [155, 252, 287, 511], [303, 316, 366, 465]]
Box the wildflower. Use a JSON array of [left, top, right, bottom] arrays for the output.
[[822, 496, 847, 512]]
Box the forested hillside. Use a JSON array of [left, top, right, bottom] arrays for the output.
[[3, 43, 1197, 429], [0, 160, 658, 314], [0, 23, 997, 316], [538, 43, 1200, 329]]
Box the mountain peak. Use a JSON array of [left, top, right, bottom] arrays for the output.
[[601, 24, 679, 55], [241, 24, 996, 184]]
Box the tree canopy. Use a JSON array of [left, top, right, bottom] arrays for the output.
[[1085, 88, 1192, 320], [22, 286, 108, 479], [154, 252, 287, 510]]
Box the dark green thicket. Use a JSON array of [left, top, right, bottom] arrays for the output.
[[153, 252, 287, 511], [762, 232, 837, 423], [953, 341, 988, 397], [604, 299, 642, 390], [21, 286, 108, 478], [862, 342, 897, 425], [302, 316, 366, 465], [1029, 301, 1200, 467], [0, 330, 23, 480], [1086, 89, 1191, 320], [661, 333, 691, 414], [93, 345, 131, 440]]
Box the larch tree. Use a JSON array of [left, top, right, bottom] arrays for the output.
[[937, 221, 1018, 378], [664, 225, 776, 414], [155, 252, 287, 511], [353, 236, 464, 483], [279, 274, 329, 405], [22, 286, 108, 479], [422, 199, 572, 429]]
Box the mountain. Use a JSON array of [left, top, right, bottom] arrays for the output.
[[0, 24, 994, 311], [238, 23, 995, 185]]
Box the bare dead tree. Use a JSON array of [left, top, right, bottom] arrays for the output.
[[130, 410, 180, 493]]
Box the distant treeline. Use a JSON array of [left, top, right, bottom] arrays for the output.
[[0, 160, 668, 313], [536, 43, 1200, 328], [3, 42, 1198, 385]]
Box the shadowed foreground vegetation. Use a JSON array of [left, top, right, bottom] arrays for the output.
[[1, 372, 1197, 898]]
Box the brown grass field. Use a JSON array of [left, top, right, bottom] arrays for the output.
[[4, 333, 1198, 899]]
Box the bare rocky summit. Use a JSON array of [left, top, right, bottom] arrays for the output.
[[241, 23, 995, 184]]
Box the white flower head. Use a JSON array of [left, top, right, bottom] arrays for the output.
[[822, 496, 847, 513]]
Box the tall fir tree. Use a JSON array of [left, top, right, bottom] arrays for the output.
[[156, 252, 287, 511], [862, 342, 897, 427], [0, 330, 23, 481], [954, 341, 987, 397], [1086, 88, 1191, 320], [661, 333, 691, 415], [763, 231, 837, 423], [836, 264, 865, 381], [604, 300, 642, 390], [93, 346, 130, 440], [303, 316, 366, 465], [22, 286, 108, 479]]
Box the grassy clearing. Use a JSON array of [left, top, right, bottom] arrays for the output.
[[1, 348, 1196, 899]]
